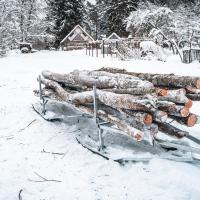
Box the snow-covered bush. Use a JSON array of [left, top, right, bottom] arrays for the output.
[[21, 47, 30, 54], [140, 41, 166, 61]]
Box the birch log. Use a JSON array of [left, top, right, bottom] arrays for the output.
[[98, 67, 200, 89]]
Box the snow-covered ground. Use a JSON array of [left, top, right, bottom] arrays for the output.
[[0, 50, 200, 200]]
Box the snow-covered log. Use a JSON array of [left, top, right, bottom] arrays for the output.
[[40, 76, 157, 111], [42, 70, 155, 95], [156, 88, 192, 108], [186, 86, 200, 94], [156, 101, 189, 117], [149, 109, 168, 123], [75, 105, 145, 141], [186, 94, 200, 101], [120, 109, 152, 125], [98, 67, 200, 89]]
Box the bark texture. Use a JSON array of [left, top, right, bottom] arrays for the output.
[[156, 101, 189, 117], [42, 70, 155, 95], [98, 67, 200, 89], [156, 122, 189, 139], [170, 114, 198, 127]]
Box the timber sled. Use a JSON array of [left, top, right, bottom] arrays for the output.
[[32, 77, 200, 164]]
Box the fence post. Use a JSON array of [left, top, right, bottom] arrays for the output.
[[96, 42, 98, 57], [92, 43, 93, 57], [103, 40, 105, 58]]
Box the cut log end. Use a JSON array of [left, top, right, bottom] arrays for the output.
[[132, 132, 143, 141], [196, 79, 200, 89], [143, 114, 153, 125], [185, 98, 193, 109], [187, 114, 197, 127], [156, 88, 168, 96], [180, 107, 190, 117], [153, 110, 168, 122]]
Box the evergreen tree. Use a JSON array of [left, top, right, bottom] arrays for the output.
[[84, 1, 98, 39], [102, 0, 138, 37], [46, 0, 84, 48]]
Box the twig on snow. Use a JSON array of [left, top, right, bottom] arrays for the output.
[[28, 172, 62, 183], [18, 119, 37, 133], [41, 149, 65, 156]]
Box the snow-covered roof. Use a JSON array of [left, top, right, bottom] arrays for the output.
[[60, 25, 94, 44], [107, 33, 121, 40]]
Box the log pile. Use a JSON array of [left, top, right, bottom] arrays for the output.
[[98, 67, 200, 101], [35, 68, 200, 142]]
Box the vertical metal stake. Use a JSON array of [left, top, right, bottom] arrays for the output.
[[38, 75, 46, 114], [93, 86, 104, 151]]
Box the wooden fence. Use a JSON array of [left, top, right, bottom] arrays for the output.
[[183, 49, 200, 63]]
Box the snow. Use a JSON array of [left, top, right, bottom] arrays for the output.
[[1, 50, 200, 200]]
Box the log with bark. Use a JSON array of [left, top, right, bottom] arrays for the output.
[[40, 76, 157, 111], [42, 70, 155, 95], [148, 109, 168, 123], [156, 88, 193, 108], [76, 104, 144, 141], [36, 69, 200, 143], [39, 87, 159, 139], [156, 101, 189, 117], [169, 113, 199, 127], [98, 67, 200, 89], [186, 86, 200, 94], [156, 122, 189, 139], [186, 93, 200, 101], [121, 109, 152, 125]]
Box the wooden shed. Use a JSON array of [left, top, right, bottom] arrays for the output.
[[60, 25, 94, 51]]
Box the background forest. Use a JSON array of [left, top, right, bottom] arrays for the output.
[[0, 0, 199, 51]]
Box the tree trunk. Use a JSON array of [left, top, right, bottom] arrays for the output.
[[42, 70, 155, 95], [98, 67, 200, 89], [156, 122, 189, 139]]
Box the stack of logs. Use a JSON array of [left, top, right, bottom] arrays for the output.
[[36, 68, 200, 142]]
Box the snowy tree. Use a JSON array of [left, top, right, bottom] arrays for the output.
[[46, 0, 85, 48], [0, 0, 18, 55], [126, 2, 174, 38], [0, 0, 46, 54], [102, 0, 138, 37], [83, 1, 97, 39]]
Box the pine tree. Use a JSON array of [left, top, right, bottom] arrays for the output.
[[102, 0, 138, 37], [46, 0, 84, 48], [84, 1, 98, 39]]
